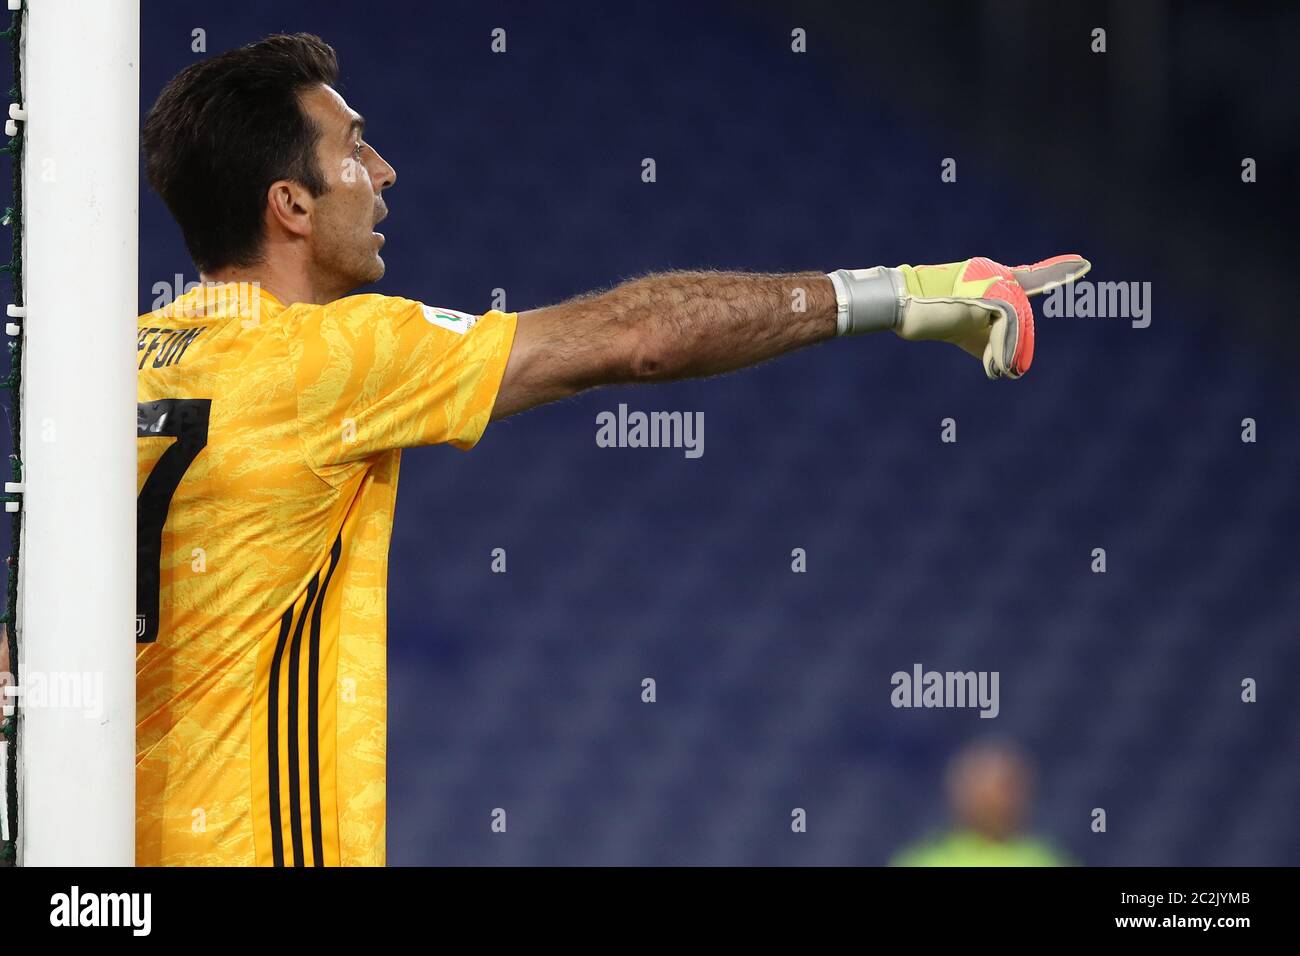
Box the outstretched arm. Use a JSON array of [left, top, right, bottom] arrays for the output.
[[490, 270, 837, 421], [490, 255, 1091, 422]]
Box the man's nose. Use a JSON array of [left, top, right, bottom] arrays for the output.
[[369, 147, 396, 190]]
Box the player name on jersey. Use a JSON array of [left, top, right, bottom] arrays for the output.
[[137, 325, 207, 370]]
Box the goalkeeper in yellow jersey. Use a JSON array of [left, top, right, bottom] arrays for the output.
[[134, 33, 1089, 866]]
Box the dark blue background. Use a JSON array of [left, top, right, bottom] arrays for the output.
[[17, 0, 1300, 865]]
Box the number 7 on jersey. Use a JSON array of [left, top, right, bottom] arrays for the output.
[[136, 398, 211, 644]]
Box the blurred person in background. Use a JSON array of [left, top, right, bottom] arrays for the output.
[[891, 738, 1072, 867]]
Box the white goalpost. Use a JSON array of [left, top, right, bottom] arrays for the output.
[[14, 0, 139, 865]]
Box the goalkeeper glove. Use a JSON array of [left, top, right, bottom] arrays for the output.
[[827, 254, 1091, 379]]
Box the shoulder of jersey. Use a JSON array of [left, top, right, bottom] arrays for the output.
[[320, 294, 480, 335]]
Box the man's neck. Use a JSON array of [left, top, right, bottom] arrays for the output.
[[199, 265, 337, 307]]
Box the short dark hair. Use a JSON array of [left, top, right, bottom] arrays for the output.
[[142, 33, 340, 273]]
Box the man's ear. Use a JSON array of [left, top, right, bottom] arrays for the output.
[[265, 179, 314, 239]]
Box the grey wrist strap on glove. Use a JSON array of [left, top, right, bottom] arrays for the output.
[[827, 267, 904, 337]]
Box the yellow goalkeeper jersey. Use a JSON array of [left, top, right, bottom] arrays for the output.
[[135, 282, 517, 866]]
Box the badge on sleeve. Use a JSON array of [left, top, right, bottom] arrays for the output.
[[420, 304, 479, 335]]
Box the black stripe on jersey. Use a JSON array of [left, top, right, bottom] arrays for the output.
[[267, 607, 294, 868], [308, 534, 343, 866], [286, 573, 320, 867]]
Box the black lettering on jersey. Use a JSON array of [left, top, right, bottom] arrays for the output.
[[138, 326, 206, 369]]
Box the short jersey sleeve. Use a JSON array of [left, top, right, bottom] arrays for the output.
[[294, 294, 517, 479]]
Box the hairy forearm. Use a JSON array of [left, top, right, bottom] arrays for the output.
[[544, 269, 835, 375], [493, 270, 839, 421], [616, 270, 838, 380]]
